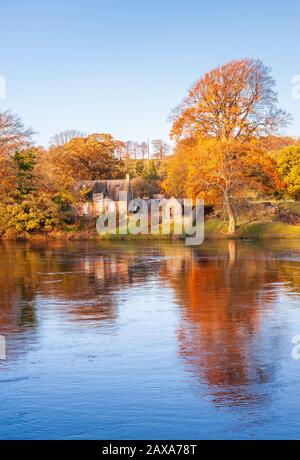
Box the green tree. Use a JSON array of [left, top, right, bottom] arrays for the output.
[[13, 149, 36, 198], [143, 160, 158, 180]]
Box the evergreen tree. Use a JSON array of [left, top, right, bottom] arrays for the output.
[[13, 149, 36, 198]]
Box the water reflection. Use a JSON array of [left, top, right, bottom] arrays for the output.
[[0, 240, 300, 420], [165, 241, 289, 407]]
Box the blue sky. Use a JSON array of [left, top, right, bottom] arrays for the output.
[[0, 0, 299, 146]]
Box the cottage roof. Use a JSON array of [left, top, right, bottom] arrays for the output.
[[74, 179, 132, 201]]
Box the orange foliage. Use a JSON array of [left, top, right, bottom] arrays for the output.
[[163, 138, 283, 232], [170, 58, 290, 141], [47, 133, 124, 190]]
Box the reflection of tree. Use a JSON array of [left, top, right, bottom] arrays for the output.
[[0, 243, 117, 331], [1, 239, 300, 389], [165, 241, 300, 408], [0, 241, 163, 361], [0, 244, 39, 334]]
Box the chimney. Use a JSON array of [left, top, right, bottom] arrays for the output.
[[126, 173, 130, 184]]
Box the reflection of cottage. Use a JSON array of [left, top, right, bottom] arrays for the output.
[[75, 174, 133, 217]]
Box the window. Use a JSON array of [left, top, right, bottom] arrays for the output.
[[93, 193, 104, 202]]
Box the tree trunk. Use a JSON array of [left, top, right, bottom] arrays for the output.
[[224, 195, 236, 234], [228, 213, 236, 234]]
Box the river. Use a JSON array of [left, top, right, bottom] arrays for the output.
[[0, 240, 300, 439]]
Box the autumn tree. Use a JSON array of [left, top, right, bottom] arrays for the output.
[[0, 109, 33, 155], [0, 155, 15, 198], [123, 140, 149, 159], [169, 59, 290, 233], [161, 140, 191, 198], [49, 133, 124, 189], [188, 139, 282, 233], [151, 139, 170, 159], [0, 146, 73, 238], [114, 140, 127, 160], [277, 145, 300, 197], [171, 58, 290, 141], [124, 141, 135, 159], [49, 129, 86, 146], [140, 141, 149, 160], [163, 137, 282, 233], [131, 176, 160, 198], [0, 108, 33, 204], [259, 135, 298, 154]]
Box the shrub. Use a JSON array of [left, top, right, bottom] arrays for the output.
[[0, 192, 68, 237]]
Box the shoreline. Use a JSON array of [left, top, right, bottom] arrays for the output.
[[1, 221, 300, 242]]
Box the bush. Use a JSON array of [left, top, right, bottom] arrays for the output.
[[277, 145, 300, 197], [0, 192, 70, 237]]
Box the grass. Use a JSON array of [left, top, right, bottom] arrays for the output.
[[95, 219, 300, 241], [204, 216, 300, 240], [235, 222, 300, 239], [30, 217, 300, 241]]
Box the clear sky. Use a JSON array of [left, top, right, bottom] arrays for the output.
[[0, 0, 299, 147]]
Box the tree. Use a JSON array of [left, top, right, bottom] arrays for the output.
[[143, 159, 158, 180], [123, 140, 149, 159], [0, 191, 66, 237], [259, 135, 298, 154], [49, 129, 86, 146], [169, 59, 290, 233], [192, 139, 282, 233], [124, 158, 159, 181], [49, 133, 123, 188], [140, 141, 149, 160], [131, 176, 160, 198], [163, 138, 282, 233], [124, 141, 134, 158], [124, 158, 145, 177], [277, 145, 300, 197], [0, 147, 72, 237], [151, 139, 170, 159], [171, 58, 290, 141], [0, 109, 33, 155], [13, 149, 36, 198], [161, 140, 191, 198], [114, 140, 126, 160], [0, 155, 15, 198]]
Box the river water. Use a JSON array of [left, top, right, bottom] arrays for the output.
[[0, 240, 300, 439]]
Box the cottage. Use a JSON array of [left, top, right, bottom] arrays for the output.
[[75, 174, 133, 217]]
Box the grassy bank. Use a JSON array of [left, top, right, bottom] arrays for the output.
[[203, 220, 300, 240], [1, 208, 300, 241], [3, 220, 299, 241]]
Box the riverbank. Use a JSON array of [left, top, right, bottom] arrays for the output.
[[205, 220, 300, 239], [2, 220, 300, 241]]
